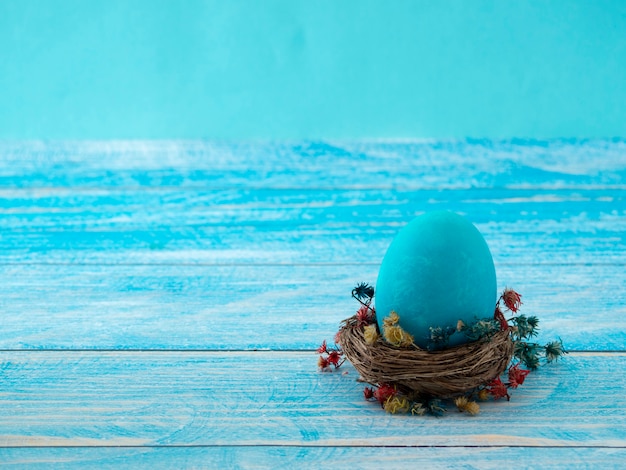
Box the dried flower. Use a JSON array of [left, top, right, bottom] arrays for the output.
[[373, 383, 396, 405], [316, 339, 344, 370], [464, 401, 480, 415], [427, 325, 456, 350], [327, 351, 343, 368], [502, 288, 522, 313], [318, 356, 330, 370], [364, 387, 375, 400], [514, 342, 541, 370], [455, 396, 480, 415], [545, 339, 567, 363], [487, 377, 510, 401], [477, 389, 490, 401], [512, 315, 539, 339], [352, 283, 375, 304], [356, 305, 375, 326], [411, 402, 426, 416], [363, 324, 379, 345], [454, 396, 469, 410], [426, 399, 446, 417], [383, 324, 414, 347], [383, 396, 411, 414], [383, 311, 400, 327], [508, 363, 530, 388], [461, 319, 500, 342]]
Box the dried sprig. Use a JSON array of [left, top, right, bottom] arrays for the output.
[[352, 282, 375, 306], [316, 340, 345, 371], [460, 318, 501, 342], [545, 339, 566, 363], [511, 314, 540, 340]]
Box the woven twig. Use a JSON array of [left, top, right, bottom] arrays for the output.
[[338, 315, 514, 397]]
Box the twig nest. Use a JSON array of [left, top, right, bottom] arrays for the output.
[[338, 315, 514, 397]]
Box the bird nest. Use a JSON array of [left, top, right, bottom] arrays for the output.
[[337, 314, 515, 397]]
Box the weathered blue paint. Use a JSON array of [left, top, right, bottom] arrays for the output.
[[0, 140, 624, 467], [0, 352, 625, 447], [0, 263, 624, 350], [1, 445, 625, 469]]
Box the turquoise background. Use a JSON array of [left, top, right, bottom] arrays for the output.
[[1, 0, 625, 140]]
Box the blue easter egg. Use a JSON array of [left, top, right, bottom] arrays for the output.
[[375, 211, 497, 349]]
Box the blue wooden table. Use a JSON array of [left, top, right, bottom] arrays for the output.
[[1, 140, 625, 468]]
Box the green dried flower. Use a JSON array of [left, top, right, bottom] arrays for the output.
[[427, 326, 456, 350], [514, 342, 541, 370], [426, 399, 446, 417], [461, 318, 501, 342], [545, 338, 567, 363], [512, 315, 539, 340]]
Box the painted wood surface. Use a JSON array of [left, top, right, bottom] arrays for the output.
[[1, 141, 625, 468], [0, 263, 624, 350], [1, 352, 625, 446]]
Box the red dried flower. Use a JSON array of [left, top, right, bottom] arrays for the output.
[[318, 356, 330, 370], [356, 305, 374, 326], [494, 306, 509, 330], [486, 377, 510, 401], [502, 288, 522, 313], [508, 363, 530, 388], [327, 350, 342, 367], [373, 383, 397, 405], [363, 387, 375, 400], [316, 340, 328, 354]]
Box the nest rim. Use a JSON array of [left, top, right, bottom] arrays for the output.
[[338, 315, 515, 398]]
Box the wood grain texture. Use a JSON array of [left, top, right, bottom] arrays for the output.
[[0, 187, 624, 266], [1, 140, 625, 189], [0, 263, 624, 350], [1, 446, 625, 469], [1, 140, 624, 468], [0, 352, 624, 448]]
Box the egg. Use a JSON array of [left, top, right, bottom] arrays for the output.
[[375, 211, 497, 349]]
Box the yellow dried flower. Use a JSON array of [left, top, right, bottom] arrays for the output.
[[454, 396, 469, 410], [477, 389, 490, 401], [464, 401, 480, 416], [381, 311, 414, 347], [383, 396, 410, 414], [457, 319, 465, 331], [383, 311, 400, 327], [363, 324, 379, 345], [455, 396, 480, 415], [383, 324, 414, 347]]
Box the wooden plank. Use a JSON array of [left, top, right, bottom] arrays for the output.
[[0, 352, 624, 448], [1, 445, 625, 469], [0, 186, 624, 266], [0, 263, 623, 350], [1, 140, 625, 190]]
